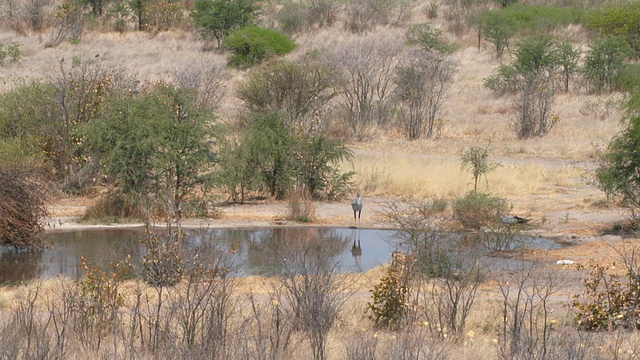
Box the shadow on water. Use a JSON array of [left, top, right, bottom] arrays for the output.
[[0, 228, 562, 284]]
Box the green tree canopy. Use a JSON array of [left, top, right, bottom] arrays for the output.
[[236, 58, 336, 132], [191, 0, 259, 48], [84, 82, 216, 220], [597, 93, 640, 213]]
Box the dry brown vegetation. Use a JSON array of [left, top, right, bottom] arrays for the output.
[[1, 0, 638, 358]]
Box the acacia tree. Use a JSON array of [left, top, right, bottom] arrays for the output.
[[394, 47, 457, 140], [84, 83, 216, 221], [237, 57, 337, 133], [596, 93, 640, 214], [0, 60, 130, 191], [461, 143, 499, 193], [191, 0, 258, 48], [485, 36, 560, 138], [583, 36, 633, 93]]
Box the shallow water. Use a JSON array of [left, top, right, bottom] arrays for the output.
[[0, 227, 399, 283], [0, 227, 562, 284]]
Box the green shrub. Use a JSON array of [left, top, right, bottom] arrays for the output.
[[585, 2, 640, 57], [367, 251, 416, 330], [453, 191, 507, 230], [217, 111, 353, 201], [572, 263, 640, 331], [583, 36, 633, 93], [484, 64, 518, 95], [225, 26, 297, 67], [0, 43, 22, 65], [617, 63, 640, 92], [478, 4, 584, 57], [406, 23, 455, 54]]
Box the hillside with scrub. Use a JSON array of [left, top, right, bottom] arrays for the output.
[[3, 0, 640, 358]]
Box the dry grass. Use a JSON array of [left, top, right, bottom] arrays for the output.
[[347, 151, 584, 198]]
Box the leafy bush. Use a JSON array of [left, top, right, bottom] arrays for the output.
[[453, 191, 507, 230], [191, 0, 258, 48], [484, 36, 560, 138], [585, 2, 640, 57], [596, 98, 640, 212], [478, 4, 584, 57], [225, 26, 297, 67], [367, 251, 416, 330], [583, 36, 633, 93], [217, 111, 353, 201], [0, 43, 21, 65], [405, 23, 455, 54], [0, 167, 48, 251], [84, 83, 216, 221], [572, 263, 640, 331], [617, 63, 640, 93]]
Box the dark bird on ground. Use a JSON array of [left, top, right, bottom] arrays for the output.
[[351, 193, 363, 228], [499, 211, 529, 225]]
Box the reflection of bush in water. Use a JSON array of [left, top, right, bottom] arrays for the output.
[[246, 228, 350, 272], [0, 248, 42, 283]]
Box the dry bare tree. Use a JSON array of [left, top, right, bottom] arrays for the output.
[[320, 33, 403, 137], [272, 235, 354, 360], [394, 47, 457, 140], [173, 59, 227, 110]]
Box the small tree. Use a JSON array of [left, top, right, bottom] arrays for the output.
[[237, 58, 336, 133], [583, 36, 633, 93], [84, 83, 216, 221], [394, 47, 457, 140], [555, 40, 581, 93], [461, 143, 499, 193], [480, 10, 515, 58], [191, 0, 258, 48], [585, 2, 640, 58], [596, 95, 640, 214], [405, 23, 454, 54], [485, 36, 560, 138], [224, 26, 297, 68], [231, 111, 353, 200]]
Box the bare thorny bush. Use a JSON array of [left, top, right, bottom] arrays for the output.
[[376, 200, 485, 342], [319, 32, 403, 138], [0, 166, 48, 251], [493, 255, 568, 360], [272, 237, 355, 360]]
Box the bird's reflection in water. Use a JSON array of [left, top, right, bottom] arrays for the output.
[[351, 228, 362, 271]]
